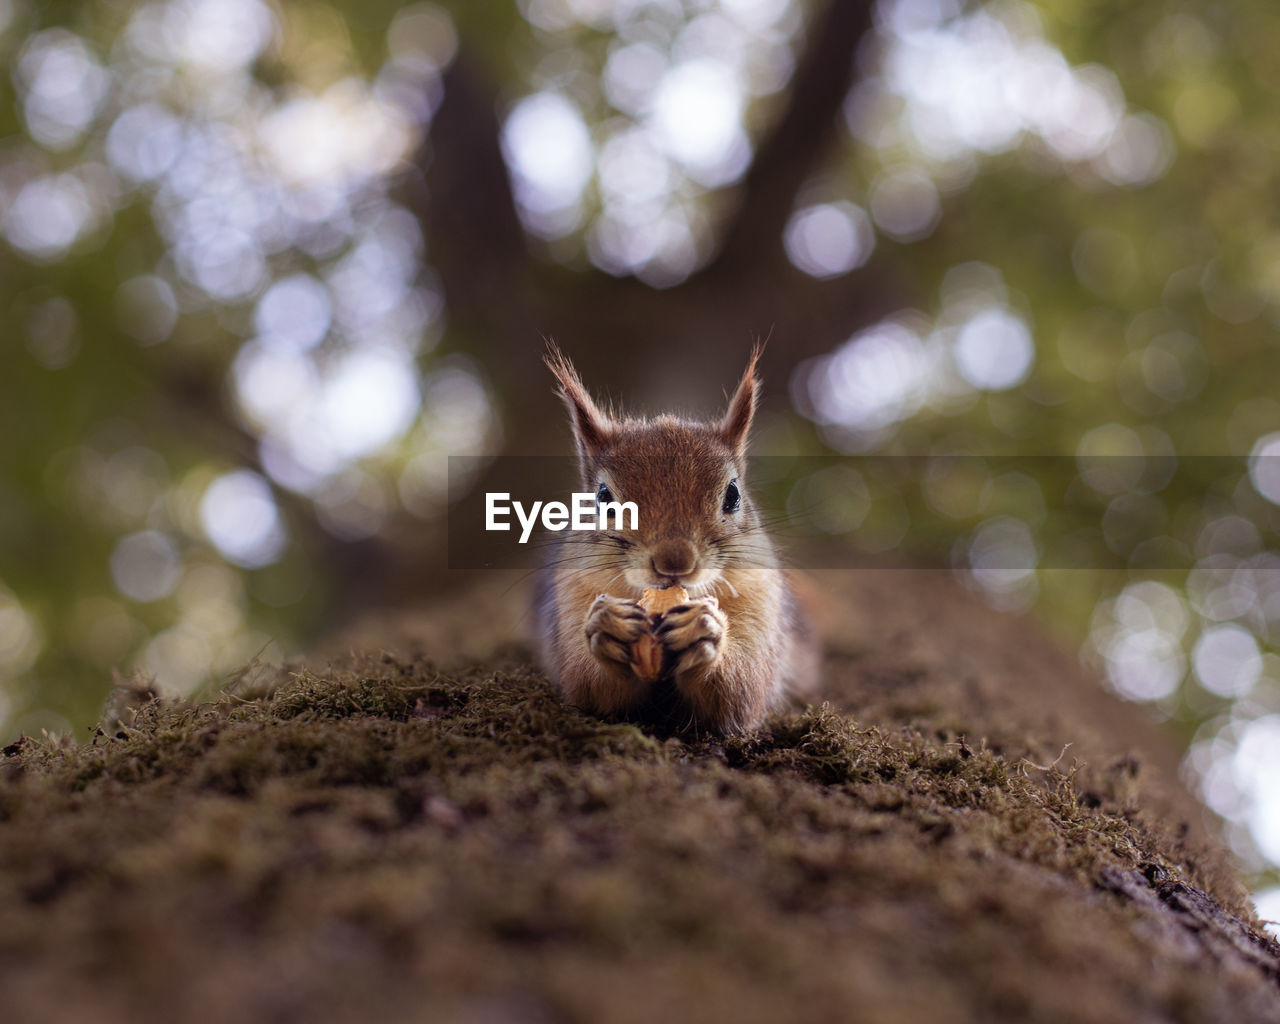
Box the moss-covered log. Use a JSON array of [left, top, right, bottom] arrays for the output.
[[1, 571, 1277, 1023]]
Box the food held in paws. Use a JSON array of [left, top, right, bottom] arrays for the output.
[[631, 586, 690, 681]]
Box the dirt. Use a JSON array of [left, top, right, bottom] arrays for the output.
[[1, 568, 1277, 1023]]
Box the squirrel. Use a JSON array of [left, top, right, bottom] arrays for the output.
[[533, 344, 819, 734]]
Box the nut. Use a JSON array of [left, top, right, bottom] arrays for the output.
[[631, 586, 689, 681]]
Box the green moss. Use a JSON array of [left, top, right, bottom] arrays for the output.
[[0, 640, 1276, 1023], [2, 567, 1278, 1022]]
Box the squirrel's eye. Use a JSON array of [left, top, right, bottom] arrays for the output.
[[722, 479, 741, 514], [597, 483, 614, 505]]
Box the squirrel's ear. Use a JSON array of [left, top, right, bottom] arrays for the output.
[[544, 341, 610, 454], [720, 346, 761, 456]]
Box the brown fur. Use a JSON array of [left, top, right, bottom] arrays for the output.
[[534, 344, 818, 733]]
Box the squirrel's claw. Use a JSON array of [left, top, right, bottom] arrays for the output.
[[585, 594, 649, 669], [655, 598, 726, 674]]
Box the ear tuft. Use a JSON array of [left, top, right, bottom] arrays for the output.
[[720, 344, 762, 456], [544, 339, 610, 454]]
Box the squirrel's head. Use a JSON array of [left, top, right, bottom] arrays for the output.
[[544, 342, 771, 595]]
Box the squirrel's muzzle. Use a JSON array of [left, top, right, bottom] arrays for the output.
[[650, 538, 698, 580]]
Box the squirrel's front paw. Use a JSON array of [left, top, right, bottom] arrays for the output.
[[656, 597, 725, 675], [585, 594, 649, 669]]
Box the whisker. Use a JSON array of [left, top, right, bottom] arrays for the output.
[[600, 569, 629, 592], [520, 533, 632, 554], [495, 554, 634, 599], [530, 549, 635, 569]]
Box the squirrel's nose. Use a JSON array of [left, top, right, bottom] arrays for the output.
[[650, 539, 697, 579]]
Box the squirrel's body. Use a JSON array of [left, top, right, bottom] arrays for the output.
[[533, 349, 818, 734]]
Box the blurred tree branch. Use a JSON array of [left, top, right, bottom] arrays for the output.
[[713, 0, 878, 272], [414, 50, 530, 349], [415, 0, 909, 440]]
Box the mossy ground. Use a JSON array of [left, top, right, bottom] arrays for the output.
[[1, 570, 1277, 1023]]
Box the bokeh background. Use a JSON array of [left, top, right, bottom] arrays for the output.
[[2, 0, 1279, 921]]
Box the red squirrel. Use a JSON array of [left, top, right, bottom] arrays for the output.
[[533, 344, 818, 733]]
